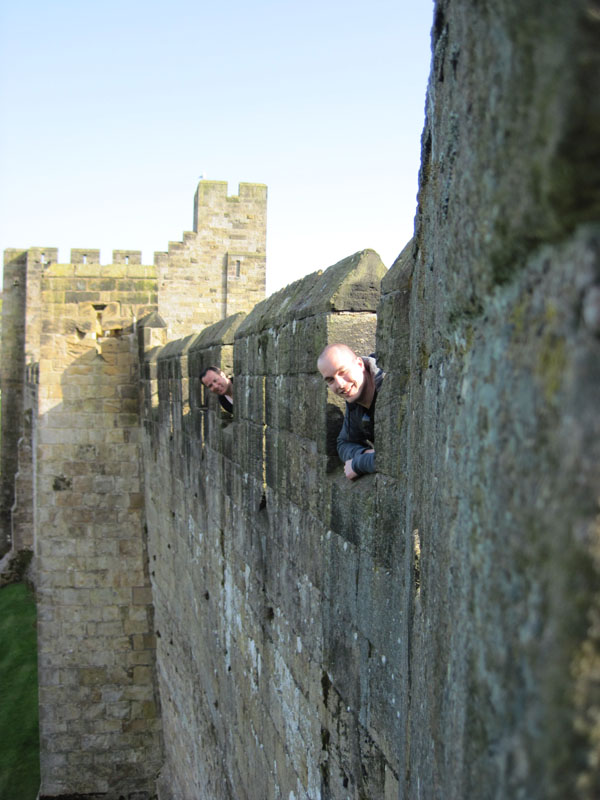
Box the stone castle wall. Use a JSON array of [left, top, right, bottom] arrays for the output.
[[1, 249, 28, 553], [1, 1, 599, 797], [141, 250, 392, 799], [137, 1, 599, 798], [395, 2, 600, 796]]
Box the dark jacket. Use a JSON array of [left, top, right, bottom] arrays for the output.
[[218, 394, 233, 414], [336, 356, 384, 475]]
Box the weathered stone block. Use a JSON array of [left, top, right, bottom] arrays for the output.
[[325, 312, 378, 356], [329, 474, 376, 547]]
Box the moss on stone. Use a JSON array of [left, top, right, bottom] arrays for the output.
[[536, 333, 567, 403]]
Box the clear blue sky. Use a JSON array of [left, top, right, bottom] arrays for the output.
[[0, 0, 433, 296]]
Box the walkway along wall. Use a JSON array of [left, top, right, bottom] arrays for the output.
[[140, 2, 600, 798]]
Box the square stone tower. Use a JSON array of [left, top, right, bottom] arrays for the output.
[[156, 180, 267, 339]]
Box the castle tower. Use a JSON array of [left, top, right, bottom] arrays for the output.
[[156, 180, 267, 339], [1, 180, 267, 556], [0, 246, 50, 555]]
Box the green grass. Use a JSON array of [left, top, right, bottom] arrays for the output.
[[0, 583, 40, 800]]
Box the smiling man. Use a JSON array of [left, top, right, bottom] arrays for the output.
[[201, 366, 234, 413], [317, 343, 384, 480]]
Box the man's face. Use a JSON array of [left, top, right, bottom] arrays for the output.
[[318, 348, 366, 402], [202, 370, 229, 396]]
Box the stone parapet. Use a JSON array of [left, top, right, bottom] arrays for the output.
[[141, 249, 395, 799]]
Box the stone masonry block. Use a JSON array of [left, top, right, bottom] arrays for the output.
[[237, 374, 265, 423], [132, 586, 153, 605], [234, 420, 264, 480], [270, 377, 291, 433], [43, 262, 75, 277], [288, 315, 329, 374], [325, 312, 378, 356], [329, 473, 376, 548], [79, 667, 108, 686], [286, 374, 328, 440]]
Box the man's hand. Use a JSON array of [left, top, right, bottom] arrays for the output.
[[344, 460, 359, 480], [344, 449, 375, 481]]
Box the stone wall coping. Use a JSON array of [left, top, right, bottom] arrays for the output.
[[237, 249, 386, 335], [137, 311, 167, 329], [380, 238, 414, 294], [235, 270, 323, 335], [156, 333, 200, 360], [189, 312, 247, 350], [142, 345, 164, 364], [142, 313, 246, 368], [43, 262, 156, 277]]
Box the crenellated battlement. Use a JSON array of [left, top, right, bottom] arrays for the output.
[[69, 248, 101, 264], [2, 179, 266, 331], [112, 249, 142, 265]]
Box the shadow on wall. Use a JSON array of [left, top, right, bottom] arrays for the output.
[[34, 334, 163, 798]]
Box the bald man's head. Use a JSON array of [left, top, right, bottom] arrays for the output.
[[317, 344, 367, 403]]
